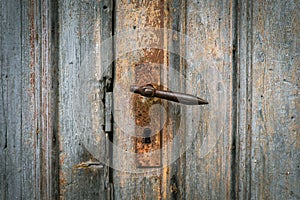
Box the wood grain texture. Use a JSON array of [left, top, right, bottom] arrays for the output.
[[113, 0, 236, 199], [185, 0, 235, 199], [236, 1, 253, 198], [237, 0, 300, 199], [1, 0, 299, 199], [113, 0, 167, 198], [0, 0, 59, 199], [0, 0, 23, 198], [58, 0, 113, 199], [164, 0, 187, 199]]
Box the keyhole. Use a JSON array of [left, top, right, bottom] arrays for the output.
[[143, 128, 151, 144]]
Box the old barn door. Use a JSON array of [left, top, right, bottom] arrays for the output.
[[113, 0, 234, 199]]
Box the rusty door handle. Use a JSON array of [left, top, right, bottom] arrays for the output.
[[130, 84, 208, 105]]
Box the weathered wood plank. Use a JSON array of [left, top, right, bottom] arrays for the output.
[[1, 0, 59, 199], [20, 0, 40, 199], [236, 0, 253, 199], [113, 0, 168, 198], [237, 0, 300, 199], [39, 0, 60, 198], [165, 0, 187, 199], [58, 0, 112, 198], [113, 0, 207, 199], [1, 0, 23, 199], [185, 0, 235, 199]]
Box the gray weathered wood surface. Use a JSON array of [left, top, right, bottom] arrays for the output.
[[237, 0, 300, 199], [58, 0, 112, 199], [0, 0, 299, 199], [185, 0, 236, 199], [1, 0, 59, 199]]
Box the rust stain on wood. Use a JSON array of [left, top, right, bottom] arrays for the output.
[[29, 0, 36, 93], [114, 0, 170, 198], [131, 0, 165, 168], [59, 153, 66, 196], [133, 64, 162, 167], [115, 0, 167, 168]]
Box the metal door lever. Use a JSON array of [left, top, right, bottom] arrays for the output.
[[130, 84, 208, 105]]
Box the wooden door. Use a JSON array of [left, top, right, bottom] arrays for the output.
[[0, 0, 299, 199]]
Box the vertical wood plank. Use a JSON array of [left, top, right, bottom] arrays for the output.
[[21, 0, 41, 199], [165, 0, 187, 199], [113, 0, 168, 198], [58, 0, 113, 198], [185, 0, 235, 199], [1, 0, 59, 199], [236, 0, 253, 199], [1, 0, 23, 199], [113, 1, 205, 199], [39, 0, 60, 198], [238, 0, 300, 199]]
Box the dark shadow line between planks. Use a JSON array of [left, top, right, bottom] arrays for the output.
[[109, 0, 116, 198], [50, 0, 60, 198], [230, 0, 238, 198]]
